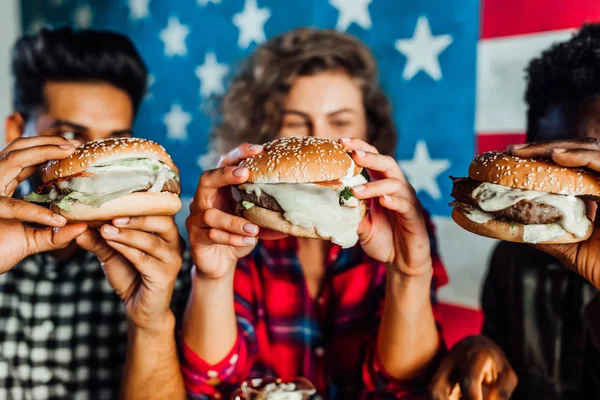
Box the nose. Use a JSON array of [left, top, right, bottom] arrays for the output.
[[310, 120, 330, 140]]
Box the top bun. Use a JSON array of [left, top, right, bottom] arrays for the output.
[[239, 137, 361, 184], [42, 137, 178, 182], [469, 151, 600, 196]]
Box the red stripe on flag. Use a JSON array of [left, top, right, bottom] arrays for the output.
[[481, 0, 600, 39], [437, 303, 484, 348], [476, 133, 526, 155]]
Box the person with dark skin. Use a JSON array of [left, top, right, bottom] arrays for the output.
[[0, 27, 187, 399], [428, 24, 600, 400]]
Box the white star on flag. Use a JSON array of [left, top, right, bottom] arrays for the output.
[[394, 16, 453, 81], [145, 74, 155, 101], [197, 151, 219, 171], [195, 52, 229, 98], [160, 17, 190, 57], [163, 104, 192, 141], [329, 0, 373, 31], [233, 0, 271, 49], [398, 140, 450, 200], [73, 4, 93, 28], [129, 0, 151, 20], [198, 0, 221, 5]]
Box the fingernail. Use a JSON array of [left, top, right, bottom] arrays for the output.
[[113, 217, 130, 226], [52, 214, 67, 225], [382, 194, 392, 201], [553, 148, 567, 153], [59, 144, 74, 150], [233, 167, 248, 177], [353, 185, 366, 192], [103, 225, 119, 236], [249, 144, 263, 151], [340, 138, 351, 142], [243, 236, 256, 245], [67, 139, 82, 147], [243, 223, 258, 234], [354, 150, 366, 156], [508, 144, 528, 150]]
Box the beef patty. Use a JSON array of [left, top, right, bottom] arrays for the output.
[[161, 179, 181, 195], [451, 177, 562, 225], [237, 187, 284, 213]]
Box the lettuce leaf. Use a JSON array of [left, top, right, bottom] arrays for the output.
[[241, 201, 255, 209], [53, 185, 150, 211], [24, 192, 52, 203]]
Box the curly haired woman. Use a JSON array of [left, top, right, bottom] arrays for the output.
[[181, 28, 449, 399]]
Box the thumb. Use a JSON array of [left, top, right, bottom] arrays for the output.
[[487, 369, 518, 400], [76, 228, 137, 299], [357, 198, 376, 238], [458, 352, 491, 400], [26, 224, 88, 256], [75, 228, 118, 263]]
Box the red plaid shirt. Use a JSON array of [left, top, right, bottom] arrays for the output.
[[181, 213, 448, 399]]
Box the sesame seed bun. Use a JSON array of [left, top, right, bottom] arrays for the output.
[[469, 151, 600, 196], [51, 192, 182, 227], [240, 201, 367, 240], [451, 206, 592, 244], [42, 137, 178, 182], [239, 137, 362, 184]]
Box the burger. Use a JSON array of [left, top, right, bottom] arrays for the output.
[[450, 151, 600, 244], [235, 136, 367, 248], [25, 137, 181, 224]]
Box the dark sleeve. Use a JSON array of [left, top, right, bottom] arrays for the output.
[[170, 248, 194, 328], [583, 293, 600, 398], [480, 242, 512, 350]]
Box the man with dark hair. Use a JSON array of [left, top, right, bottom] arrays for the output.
[[0, 27, 188, 399], [428, 24, 600, 400], [525, 23, 600, 143]]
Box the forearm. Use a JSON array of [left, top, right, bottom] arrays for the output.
[[121, 313, 185, 400], [182, 265, 238, 364], [376, 267, 439, 380]]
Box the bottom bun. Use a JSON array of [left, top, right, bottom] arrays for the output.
[[451, 206, 593, 244], [52, 192, 182, 226], [240, 202, 366, 241], [242, 206, 322, 240]]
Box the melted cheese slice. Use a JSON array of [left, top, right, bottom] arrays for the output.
[[57, 162, 175, 195], [242, 174, 367, 248], [472, 182, 590, 238]]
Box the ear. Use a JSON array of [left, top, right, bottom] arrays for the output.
[[5, 112, 25, 144]]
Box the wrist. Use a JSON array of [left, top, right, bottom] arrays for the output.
[[128, 310, 176, 336], [192, 264, 235, 287], [193, 260, 236, 282], [385, 267, 433, 308], [386, 259, 433, 284], [191, 265, 235, 308]]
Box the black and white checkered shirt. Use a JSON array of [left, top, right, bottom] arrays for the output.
[[0, 249, 192, 399]]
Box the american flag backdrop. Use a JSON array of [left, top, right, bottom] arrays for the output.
[[16, 0, 600, 344]]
